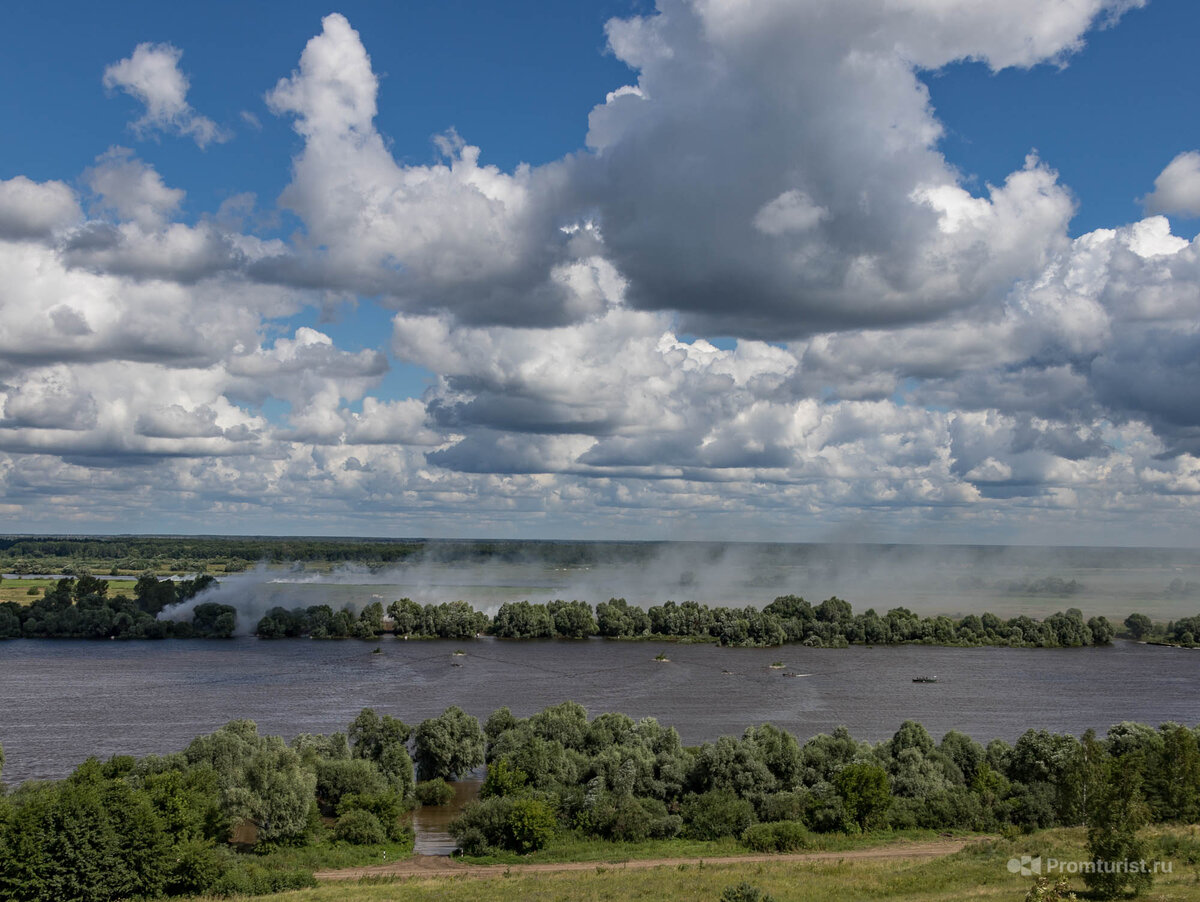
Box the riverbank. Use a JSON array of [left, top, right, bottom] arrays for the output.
[[178, 827, 1200, 902]]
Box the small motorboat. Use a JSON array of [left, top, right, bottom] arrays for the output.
[[912, 676, 938, 683]]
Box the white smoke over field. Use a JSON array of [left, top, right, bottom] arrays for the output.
[[158, 543, 1200, 634]]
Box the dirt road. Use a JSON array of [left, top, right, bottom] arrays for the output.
[[315, 839, 975, 882]]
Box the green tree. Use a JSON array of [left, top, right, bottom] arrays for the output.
[[1149, 725, 1200, 822], [414, 706, 486, 781], [1087, 616, 1115, 644], [834, 763, 892, 831], [190, 603, 236, 638], [387, 598, 423, 635], [548, 600, 598, 638], [1124, 612, 1153, 640], [183, 720, 316, 843], [0, 762, 171, 902], [347, 709, 414, 802], [1085, 753, 1153, 899], [348, 709, 411, 763]]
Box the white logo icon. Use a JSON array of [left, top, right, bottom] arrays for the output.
[[1007, 856, 1042, 876]]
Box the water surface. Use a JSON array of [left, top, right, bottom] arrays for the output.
[[2, 637, 1198, 785]]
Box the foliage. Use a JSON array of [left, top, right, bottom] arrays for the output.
[[680, 791, 756, 840], [721, 882, 777, 902], [347, 708, 415, 804], [414, 706, 486, 781], [448, 795, 558, 854], [184, 720, 317, 843], [386, 599, 488, 639], [0, 574, 226, 640], [835, 763, 892, 831], [1024, 876, 1078, 902], [415, 778, 455, 806], [332, 808, 386, 845], [1084, 747, 1153, 899], [741, 820, 811, 852]]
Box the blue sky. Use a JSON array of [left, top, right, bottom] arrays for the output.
[[1, 0, 1199, 545], [5, 0, 1196, 234]]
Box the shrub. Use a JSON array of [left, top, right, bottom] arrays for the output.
[[802, 784, 850, 833], [333, 808, 386, 845], [337, 790, 412, 842], [481, 758, 528, 798], [415, 778, 455, 806], [316, 757, 389, 809], [586, 794, 681, 841], [742, 820, 812, 852], [680, 790, 755, 840], [210, 862, 317, 896], [163, 839, 229, 896], [506, 797, 559, 853], [449, 795, 559, 854], [721, 882, 777, 902], [756, 790, 808, 823]]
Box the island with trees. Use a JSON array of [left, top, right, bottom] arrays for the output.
[[255, 595, 1123, 649], [9, 572, 1200, 655]]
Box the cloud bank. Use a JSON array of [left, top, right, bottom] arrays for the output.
[[3, 1, 1199, 545]]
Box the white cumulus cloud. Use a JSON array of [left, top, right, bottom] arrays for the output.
[[103, 42, 229, 147]]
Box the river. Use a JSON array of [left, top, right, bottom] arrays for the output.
[[2, 636, 1198, 787]]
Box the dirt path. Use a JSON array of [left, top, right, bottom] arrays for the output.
[[315, 839, 974, 882]]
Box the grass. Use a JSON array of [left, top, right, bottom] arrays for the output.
[[249, 838, 415, 872], [457, 827, 966, 865], [0, 578, 56, 605], [171, 826, 1200, 901]]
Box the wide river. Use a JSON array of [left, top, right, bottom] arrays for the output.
[[2, 636, 1198, 786]]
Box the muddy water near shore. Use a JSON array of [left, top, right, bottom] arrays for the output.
[[411, 775, 483, 855]]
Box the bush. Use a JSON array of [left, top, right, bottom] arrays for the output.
[[742, 820, 811, 852], [506, 797, 559, 853], [337, 790, 412, 842], [449, 795, 559, 854], [316, 757, 390, 809], [415, 778, 455, 806], [803, 788, 850, 833], [333, 808, 386, 845], [756, 790, 808, 823], [680, 790, 755, 840], [1155, 831, 1200, 865], [586, 794, 681, 842], [163, 839, 229, 896], [721, 882, 777, 902], [481, 758, 528, 798], [210, 861, 317, 896]]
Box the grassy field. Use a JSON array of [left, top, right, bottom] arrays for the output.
[[173, 827, 1200, 902], [0, 578, 55, 605], [454, 828, 968, 865]]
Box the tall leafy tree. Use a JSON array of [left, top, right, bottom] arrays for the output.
[[414, 707, 485, 781], [1085, 751, 1153, 899], [834, 763, 892, 831]]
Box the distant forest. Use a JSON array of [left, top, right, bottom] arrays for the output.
[[2, 534, 1198, 579]]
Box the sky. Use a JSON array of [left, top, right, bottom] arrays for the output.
[[1, 0, 1200, 546]]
